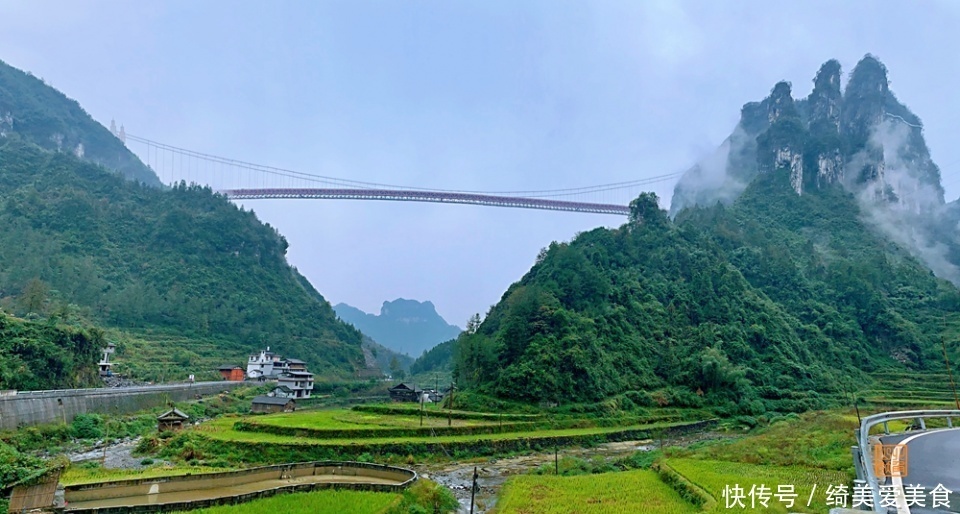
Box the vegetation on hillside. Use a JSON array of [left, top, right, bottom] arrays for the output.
[[455, 184, 960, 413], [0, 138, 363, 377], [0, 59, 158, 186], [0, 310, 101, 390], [409, 339, 454, 376]]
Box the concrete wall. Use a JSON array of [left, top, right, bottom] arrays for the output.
[[0, 382, 244, 430], [63, 461, 417, 513]]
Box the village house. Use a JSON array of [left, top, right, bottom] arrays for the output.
[[217, 365, 245, 381], [246, 348, 314, 388], [157, 408, 190, 432], [277, 370, 314, 399], [246, 347, 289, 379], [388, 383, 422, 402], [251, 396, 296, 414]]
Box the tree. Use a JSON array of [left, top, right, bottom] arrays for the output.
[[20, 278, 49, 314], [628, 192, 667, 226], [465, 314, 481, 335], [389, 356, 406, 380]]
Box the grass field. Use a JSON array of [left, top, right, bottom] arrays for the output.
[[61, 464, 235, 486], [666, 458, 851, 513], [247, 408, 494, 430], [666, 411, 857, 471], [176, 490, 401, 514], [197, 416, 698, 446], [495, 469, 699, 514]]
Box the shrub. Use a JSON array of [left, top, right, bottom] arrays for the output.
[[71, 414, 103, 440], [387, 480, 458, 514]]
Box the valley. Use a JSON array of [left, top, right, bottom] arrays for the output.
[[2, 7, 960, 514]]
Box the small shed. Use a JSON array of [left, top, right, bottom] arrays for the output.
[[270, 385, 296, 398], [217, 365, 245, 381], [157, 408, 190, 432], [251, 396, 296, 414], [8, 468, 61, 512], [388, 383, 421, 402]]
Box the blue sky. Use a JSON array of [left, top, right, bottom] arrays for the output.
[[2, 1, 959, 326]]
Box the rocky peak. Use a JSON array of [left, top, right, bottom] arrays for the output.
[[766, 81, 798, 124], [671, 55, 944, 213], [841, 55, 889, 150], [808, 60, 842, 133]]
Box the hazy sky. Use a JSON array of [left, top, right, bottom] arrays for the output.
[[2, 1, 959, 326]]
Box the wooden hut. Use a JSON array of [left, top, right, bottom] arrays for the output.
[[157, 408, 190, 432]]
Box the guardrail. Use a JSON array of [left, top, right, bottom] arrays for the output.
[[855, 409, 960, 512]]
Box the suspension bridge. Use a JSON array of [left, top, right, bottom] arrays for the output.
[[125, 134, 683, 216]]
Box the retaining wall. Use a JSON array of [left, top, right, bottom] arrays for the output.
[[62, 461, 417, 513], [0, 382, 244, 430]]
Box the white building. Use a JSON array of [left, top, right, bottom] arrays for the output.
[[277, 370, 314, 399], [247, 347, 290, 379]]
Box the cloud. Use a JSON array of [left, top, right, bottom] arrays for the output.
[[669, 124, 752, 215], [848, 119, 960, 285]]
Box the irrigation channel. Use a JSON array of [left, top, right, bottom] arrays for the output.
[[62, 462, 416, 513]]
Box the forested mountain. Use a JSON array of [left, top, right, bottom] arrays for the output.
[[455, 56, 960, 414], [335, 299, 462, 357], [0, 59, 159, 186], [410, 339, 455, 376], [0, 60, 364, 382]]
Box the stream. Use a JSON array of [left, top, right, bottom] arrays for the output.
[[416, 440, 657, 514]]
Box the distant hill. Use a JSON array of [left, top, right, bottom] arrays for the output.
[[334, 299, 462, 357], [361, 336, 414, 378], [0, 59, 160, 186], [410, 339, 455, 376], [0, 58, 365, 384]]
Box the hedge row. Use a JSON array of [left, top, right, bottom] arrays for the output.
[[232, 420, 540, 439], [350, 404, 542, 422], [653, 460, 716, 510]]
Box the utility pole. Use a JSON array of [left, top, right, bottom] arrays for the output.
[[942, 335, 960, 410], [419, 389, 424, 427], [470, 467, 478, 514]]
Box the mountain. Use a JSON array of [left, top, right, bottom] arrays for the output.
[[0, 59, 160, 186], [334, 299, 462, 357], [0, 59, 364, 383], [454, 56, 960, 414], [362, 335, 414, 378]]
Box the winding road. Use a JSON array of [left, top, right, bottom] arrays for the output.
[[881, 428, 960, 513]]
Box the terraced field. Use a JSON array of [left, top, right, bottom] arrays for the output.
[[666, 458, 851, 513], [245, 408, 497, 430], [496, 469, 699, 514], [178, 490, 401, 514], [861, 371, 960, 409], [199, 415, 702, 446]]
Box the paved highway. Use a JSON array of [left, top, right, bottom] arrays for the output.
[[881, 428, 960, 513]]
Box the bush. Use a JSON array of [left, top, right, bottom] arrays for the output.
[[139, 458, 154, 466], [387, 479, 458, 514], [71, 414, 103, 440]]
